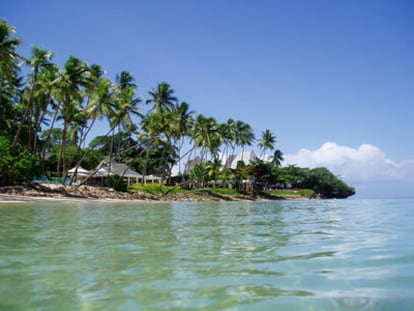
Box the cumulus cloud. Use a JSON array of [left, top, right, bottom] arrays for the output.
[[283, 142, 414, 183]]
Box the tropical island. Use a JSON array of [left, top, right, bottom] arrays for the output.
[[0, 20, 355, 201]]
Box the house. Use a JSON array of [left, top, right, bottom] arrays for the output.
[[229, 150, 258, 169], [90, 160, 143, 187], [67, 166, 90, 184], [89, 160, 162, 186], [223, 154, 236, 169]]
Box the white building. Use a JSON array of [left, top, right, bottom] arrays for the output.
[[229, 150, 258, 169]]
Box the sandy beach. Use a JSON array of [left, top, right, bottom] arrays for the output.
[[0, 183, 286, 204], [0, 184, 162, 203], [0, 193, 147, 204]]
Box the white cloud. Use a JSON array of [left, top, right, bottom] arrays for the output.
[[284, 142, 414, 183]]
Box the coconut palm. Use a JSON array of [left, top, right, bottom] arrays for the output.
[[34, 63, 61, 171], [36, 64, 62, 164], [146, 82, 177, 113], [192, 114, 222, 161], [116, 70, 136, 91], [29, 85, 53, 153], [112, 86, 142, 133], [82, 65, 115, 142], [271, 149, 284, 167], [170, 101, 195, 175], [170, 102, 194, 143], [66, 65, 139, 178], [235, 120, 255, 151], [30, 61, 62, 153], [0, 19, 22, 135], [55, 56, 91, 179], [85, 77, 114, 132], [140, 111, 165, 184], [218, 118, 237, 164], [142, 82, 181, 183], [104, 81, 142, 183], [67, 72, 115, 183], [11, 46, 54, 153], [258, 129, 276, 159], [0, 19, 21, 77]]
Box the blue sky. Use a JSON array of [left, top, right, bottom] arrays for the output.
[[2, 0, 414, 197]]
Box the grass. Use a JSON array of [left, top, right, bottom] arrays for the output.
[[129, 183, 186, 195], [204, 188, 242, 196], [130, 183, 316, 199], [264, 189, 316, 197], [130, 184, 243, 196]]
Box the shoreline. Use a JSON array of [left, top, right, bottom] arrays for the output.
[[0, 193, 148, 204], [0, 184, 309, 204]]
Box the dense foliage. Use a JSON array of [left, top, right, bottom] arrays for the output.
[[301, 167, 355, 198], [0, 20, 355, 198], [185, 159, 354, 198], [0, 135, 41, 185]]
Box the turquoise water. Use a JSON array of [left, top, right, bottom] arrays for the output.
[[0, 198, 413, 310]]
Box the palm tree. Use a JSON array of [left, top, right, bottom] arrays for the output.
[[11, 46, 54, 154], [192, 114, 222, 161], [258, 129, 276, 159], [0, 19, 22, 135], [140, 111, 165, 184], [82, 64, 115, 144], [102, 80, 142, 184], [219, 118, 236, 164], [146, 82, 177, 113], [30, 77, 54, 153], [112, 85, 142, 133], [142, 83, 180, 185], [55, 56, 91, 180], [170, 101, 195, 175], [37, 64, 62, 160], [116, 70, 136, 91], [67, 73, 115, 183], [85, 75, 114, 135], [112, 71, 141, 136], [37, 63, 61, 172], [271, 149, 284, 167], [235, 120, 255, 151]]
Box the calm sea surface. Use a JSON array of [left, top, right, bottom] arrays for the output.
[[0, 198, 413, 310]]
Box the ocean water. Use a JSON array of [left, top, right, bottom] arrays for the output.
[[0, 198, 413, 310]]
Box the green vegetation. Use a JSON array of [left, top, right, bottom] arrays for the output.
[[105, 175, 128, 192], [267, 189, 316, 197], [129, 184, 320, 200], [0, 19, 355, 198], [130, 183, 186, 195], [0, 135, 41, 185], [206, 188, 241, 196]]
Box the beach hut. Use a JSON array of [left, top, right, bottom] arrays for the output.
[[67, 166, 90, 184], [90, 161, 144, 186], [68, 166, 90, 176]]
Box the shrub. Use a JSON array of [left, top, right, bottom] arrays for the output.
[[0, 135, 41, 185], [302, 167, 355, 198], [105, 175, 128, 192]]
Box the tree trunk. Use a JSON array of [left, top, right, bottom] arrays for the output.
[[59, 120, 69, 183], [41, 102, 60, 175], [11, 70, 38, 154]]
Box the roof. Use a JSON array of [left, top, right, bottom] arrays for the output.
[[93, 161, 143, 178], [230, 150, 258, 169], [224, 154, 236, 169], [68, 166, 89, 176]]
